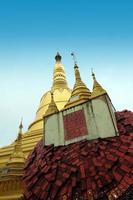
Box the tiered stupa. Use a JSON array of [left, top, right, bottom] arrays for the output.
[[0, 53, 71, 163], [0, 121, 25, 199], [23, 57, 133, 200], [0, 53, 133, 200], [0, 53, 71, 199]]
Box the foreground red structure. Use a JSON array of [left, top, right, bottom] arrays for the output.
[[23, 110, 133, 200]]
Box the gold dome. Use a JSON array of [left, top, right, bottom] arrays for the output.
[[28, 53, 71, 132]]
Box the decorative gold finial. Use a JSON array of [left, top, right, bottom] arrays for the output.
[[91, 70, 106, 98], [71, 52, 82, 84], [74, 64, 82, 83], [19, 118, 23, 134], [44, 92, 59, 117], [55, 52, 62, 62], [91, 67, 94, 77], [52, 53, 68, 90], [71, 64, 91, 98], [71, 52, 77, 66], [7, 121, 25, 166], [92, 70, 96, 82], [64, 54, 91, 109]]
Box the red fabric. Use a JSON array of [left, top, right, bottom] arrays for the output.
[[23, 110, 133, 200]]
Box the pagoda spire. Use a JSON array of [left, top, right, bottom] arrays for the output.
[[52, 52, 68, 90], [70, 53, 91, 100], [71, 64, 91, 99], [64, 55, 91, 109], [7, 120, 25, 166], [19, 118, 23, 134], [45, 92, 59, 117], [74, 64, 83, 85], [91, 71, 106, 98]]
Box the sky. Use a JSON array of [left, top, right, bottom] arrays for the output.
[[0, 0, 133, 147]]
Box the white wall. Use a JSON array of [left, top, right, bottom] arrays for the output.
[[44, 94, 118, 146], [91, 95, 117, 138], [45, 113, 64, 146]]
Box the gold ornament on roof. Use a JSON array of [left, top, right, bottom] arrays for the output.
[[91, 71, 106, 98], [71, 64, 91, 98], [64, 53, 91, 109], [7, 120, 25, 166], [44, 92, 59, 117]]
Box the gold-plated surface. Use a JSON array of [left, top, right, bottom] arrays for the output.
[[0, 194, 24, 200], [29, 53, 71, 131], [0, 129, 43, 167], [52, 52, 69, 91], [0, 53, 71, 199], [72, 64, 91, 98], [91, 72, 106, 98], [0, 124, 25, 199], [0, 54, 109, 199], [33, 88, 71, 128], [64, 64, 91, 109], [0, 53, 71, 166], [0, 178, 24, 200], [44, 92, 59, 117], [7, 133, 25, 167], [0, 52, 71, 168]]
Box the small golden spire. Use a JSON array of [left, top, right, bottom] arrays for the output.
[[74, 64, 82, 83], [7, 121, 25, 166], [19, 118, 23, 134], [91, 71, 106, 98], [44, 92, 59, 117], [64, 54, 91, 109], [70, 53, 91, 100], [71, 64, 91, 98], [52, 52, 68, 90]]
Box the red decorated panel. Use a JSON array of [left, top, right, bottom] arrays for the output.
[[63, 109, 88, 141]]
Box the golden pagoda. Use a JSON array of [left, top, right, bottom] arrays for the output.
[[0, 53, 71, 198], [0, 53, 110, 199], [0, 121, 25, 199]]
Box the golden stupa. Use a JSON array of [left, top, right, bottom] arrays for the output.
[[0, 53, 71, 199], [0, 53, 108, 199]]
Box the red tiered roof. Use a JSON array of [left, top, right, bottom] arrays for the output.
[[23, 111, 133, 200]]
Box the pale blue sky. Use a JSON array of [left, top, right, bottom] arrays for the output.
[[0, 0, 133, 146]]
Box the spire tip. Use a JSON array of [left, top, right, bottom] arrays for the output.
[[71, 52, 78, 66], [55, 52, 62, 62], [19, 118, 23, 134]]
